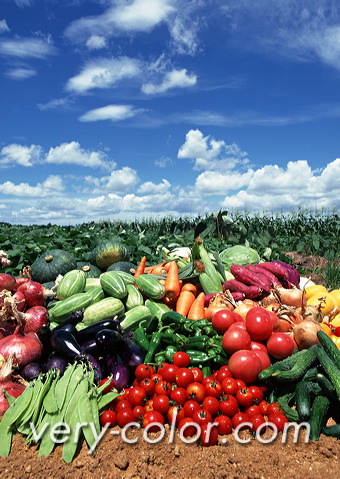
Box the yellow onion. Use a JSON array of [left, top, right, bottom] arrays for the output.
[[275, 286, 306, 308], [293, 319, 323, 350]]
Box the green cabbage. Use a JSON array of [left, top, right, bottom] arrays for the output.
[[219, 245, 260, 269]]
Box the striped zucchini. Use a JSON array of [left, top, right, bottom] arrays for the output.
[[86, 286, 105, 304], [124, 284, 144, 310], [120, 305, 153, 332], [100, 271, 128, 299], [84, 278, 101, 290], [135, 274, 165, 300], [83, 297, 125, 325], [114, 271, 136, 285], [49, 292, 93, 323], [145, 299, 171, 320], [56, 269, 86, 301]]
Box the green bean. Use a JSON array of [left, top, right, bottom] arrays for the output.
[[55, 362, 77, 411], [43, 379, 59, 414], [0, 385, 34, 429], [64, 378, 88, 425], [0, 424, 13, 457], [97, 390, 119, 412], [62, 405, 81, 464], [59, 364, 85, 416], [89, 390, 100, 439], [77, 394, 97, 452], [37, 411, 59, 457]]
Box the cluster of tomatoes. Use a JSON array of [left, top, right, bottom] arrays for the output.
[[99, 351, 288, 447], [212, 307, 296, 384]]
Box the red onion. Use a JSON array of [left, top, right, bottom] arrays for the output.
[[22, 306, 49, 333], [0, 327, 43, 367], [12, 290, 26, 312], [18, 281, 55, 307], [14, 277, 31, 289], [0, 354, 26, 415], [0, 273, 16, 292]]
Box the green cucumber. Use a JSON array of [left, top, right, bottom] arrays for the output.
[[120, 305, 153, 332], [56, 269, 86, 301], [100, 271, 127, 299], [316, 347, 340, 400], [83, 297, 125, 325], [49, 292, 93, 323], [85, 278, 101, 290], [309, 394, 330, 441], [322, 424, 340, 438], [124, 284, 144, 310], [86, 286, 105, 304], [317, 330, 340, 369], [144, 299, 170, 320], [273, 345, 319, 382], [295, 381, 321, 421], [135, 274, 165, 300], [258, 349, 308, 381]]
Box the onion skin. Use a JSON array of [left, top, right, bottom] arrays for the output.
[[0, 330, 43, 367], [293, 319, 323, 350]]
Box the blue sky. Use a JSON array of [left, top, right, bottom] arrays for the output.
[[0, 0, 340, 225]]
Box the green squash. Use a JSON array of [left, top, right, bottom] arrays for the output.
[[107, 261, 137, 275], [90, 241, 130, 270], [76, 262, 102, 278], [31, 249, 77, 283]]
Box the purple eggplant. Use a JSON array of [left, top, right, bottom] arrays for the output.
[[95, 329, 124, 354], [20, 362, 43, 381], [84, 354, 103, 384], [118, 337, 145, 368], [77, 319, 122, 343], [51, 310, 84, 333], [50, 329, 85, 362], [45, 354, 68, 376], [80, 338, 100, 357], [106, 354, 130, 391]]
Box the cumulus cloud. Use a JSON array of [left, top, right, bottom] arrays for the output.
[[86, 35, 107, 50], [142, 68, 197, 94], [178, 129, 249, 171], [66, 57, 140, 93], [79, 104, 144, 122], [5, 66, 36, 79], [45, 142, 115, 171], [0, 144, 41, 167], [0, 175, 64, 197], [195, 170, 254, 196], [85, 167, 140, 194], [137, 179, 171, 195]]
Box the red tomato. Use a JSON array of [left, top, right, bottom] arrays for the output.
[[219, 394, 239, 417], [115, 400, 132, 413], [228, 321, 247, 332], [202, 396, 220, 416], [190, 367, 204, 383], [244, 404, 262, 417], [139, 377, 155, 396], [221, 377, 239, 396], [212, 309, 237, 334], [99, 378, 116, 394], [267, 311, 281, 332], [170, 387, 187, 405], [116, 408, 135, 427], [204, 379, 223, 399], [200, 423, 219, 446], [236, 387, 254, 407], [153, 394, 170, 414], [222, 328, 251, 355], [268, 412, 288, 431], [100, 410, 117, 427], [183, 399, 201, 418], [227, 350, 262, 384], [266, 402, 281, 416], [192, 408, 213, 426], [258, 400, 268, 416], [245, 307, 273, 341], [135, 364, 155, 382], [167, 405, 186, 426], [173, 351, 191, 368], [175, 368, 195, 388], [232, 412, 251, 430], [144, 398, 154, 412], [248, 385, 264, 404], [186, 382, 206, 402], [150, 373, 163, 384], [215, 368, 232, 383], [250, 413, 266, 432], [128, 386, 146, 407], [178, 417, 199, 438], [132, 405, 146, 421], [215, 414, 233, 435], [252, 350, 271, 371], [159, 363, 179, 383], [154, 380, 172, 396], [235, 378, 247, 389], [250, 341, 267, 353], [266, 332, 295, 360], [142, 410, 165, 432]]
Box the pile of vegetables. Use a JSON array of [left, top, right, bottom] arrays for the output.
[[0, 234, 339, 461]]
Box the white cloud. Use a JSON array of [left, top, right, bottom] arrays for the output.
[[5, 66, 36, 79], [0, 175, 64, 197], [86, 35, 106, 50], [37, 97, 72, 111], [79, 104, 144, 122], [177, 129, 248, 171], [142, 68, 197, 94], [0, 20, 10, 34], [0, 144, 41, 167], [85, 167, 140, 194], [45, 142, 115, 171], [167, 12, 199, 55], [65, 0, 175, 44], [0, 37, 57, 59], [137, 179, 171, 195], [66, 57, 140, 93], [195, 170, 254, 196], [14, 0, 33, 7], [154, 156, 172, 168]]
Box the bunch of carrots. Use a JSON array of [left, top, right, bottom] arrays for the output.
[[133, 256, 205, 320]]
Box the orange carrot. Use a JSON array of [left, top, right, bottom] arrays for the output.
[[187, 292, 205, 320], [134, 256, 147, 278], [148, 264, 168, 275], [181, 282, 200, 297], [175, 290, 196, 317], [164, 261, 181, 299]]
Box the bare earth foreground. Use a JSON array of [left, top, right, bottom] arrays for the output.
[[0, 252, 339, 478]]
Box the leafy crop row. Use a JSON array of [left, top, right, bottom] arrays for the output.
[[0, 208, 339, 279]]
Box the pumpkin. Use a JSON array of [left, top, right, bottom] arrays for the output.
[[107, 261, 137, 275], [30, 249, 77, 283], [76, 262, 102, 278], [90, 241, 130, 270]]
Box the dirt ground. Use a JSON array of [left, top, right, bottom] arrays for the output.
[[0, 253, 339, 479]]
